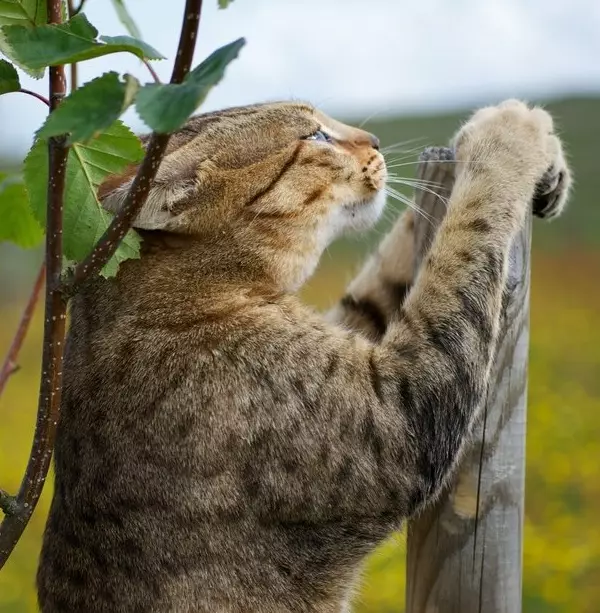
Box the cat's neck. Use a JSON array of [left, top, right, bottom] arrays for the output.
[[72, 226, 324, 334], [136, 224, 325, 294]]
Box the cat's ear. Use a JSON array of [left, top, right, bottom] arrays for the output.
[[98, 166, 197, 232]]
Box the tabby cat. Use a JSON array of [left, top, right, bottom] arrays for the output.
[[37, 99, 570, 612]]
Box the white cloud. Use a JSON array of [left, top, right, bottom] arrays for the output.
[[1, 0, 599, 158]]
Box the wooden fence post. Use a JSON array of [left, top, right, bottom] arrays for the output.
[[405, 147, 532, 613]]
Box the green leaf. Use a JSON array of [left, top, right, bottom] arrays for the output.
[[0, 57, 19, 93], [0, 180, 44, 248], [136, 38, 245, 133], [99, 35, 163, 61], [218, 0, 234, 8], [0, 28, 43, 78], [2, 12, 164, 71], [0, 0, 47, 77], [25, 121, 145, 277], [37, 71, 140, 143], [0, 0, 46, 27], [109, 0, 141, 39]]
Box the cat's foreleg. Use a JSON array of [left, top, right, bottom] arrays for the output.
[[326, 209, 415, 341]]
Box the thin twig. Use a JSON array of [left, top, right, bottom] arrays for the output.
[[0, 0, 68, 570], [68, 0, 86, 16], [65, 0, 203, 291], [0, 264, 46, 398], [18, 89, 51, 107], [143, 59, 161, 84]]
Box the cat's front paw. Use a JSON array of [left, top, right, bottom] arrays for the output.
[[532, 139, 571, 220], [452, 100, 564, 194]]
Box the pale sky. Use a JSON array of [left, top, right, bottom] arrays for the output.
[[1, 0, 599, 158]]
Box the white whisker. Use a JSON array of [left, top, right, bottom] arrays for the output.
[[385, 160, 421, 169], [358, 109, 386, 129], [386, 175, 446, 189], [384, 186, 436, 225], [380, 138, 428, 154], [383, 151, 424, 166], [386, 172, 448, 190], [386, 159, 489, 169], [387, 178, 449, 208]]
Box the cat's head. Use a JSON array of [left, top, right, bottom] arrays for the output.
[[100, 102, 386, 289]]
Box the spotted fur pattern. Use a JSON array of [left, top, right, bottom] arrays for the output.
[[37, 100, 570, 613]]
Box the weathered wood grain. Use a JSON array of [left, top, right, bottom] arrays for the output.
[[405, 147, 532, 613]]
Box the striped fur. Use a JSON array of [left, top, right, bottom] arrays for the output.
[[37, 100, 570, 613]]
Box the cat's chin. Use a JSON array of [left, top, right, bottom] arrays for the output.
[[318, 190, 386, 252], [339, 189, 387, 234]]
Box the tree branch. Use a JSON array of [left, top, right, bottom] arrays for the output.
[[64, 0, 203, 292], [0, 0, 68, 571], [18, 88, 51, 107], [0, 263, 46, 397]]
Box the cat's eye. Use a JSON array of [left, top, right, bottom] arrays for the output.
[[304, 130, 333, 143]]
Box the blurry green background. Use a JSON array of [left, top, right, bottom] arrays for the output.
[[1, 96, 599, 612]]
